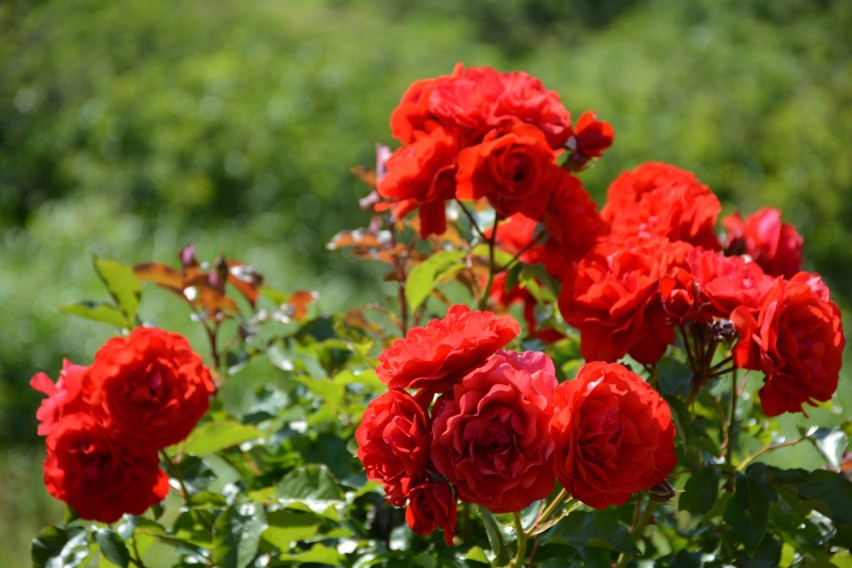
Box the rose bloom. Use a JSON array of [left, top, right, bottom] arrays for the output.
[[659, 248, 774, 325], [430, 350, 557, 514], [405, 481, 457, 546], [602, 162, 722, 250], [30, 359, 90, 437], [559, 236, 691, 364], [355, 389, 431, 506], [87, 326, 215, 449], [376, 125, 460, 237], [456, 123, 559, 219], [722, 207, 804, 278], [44, 413, 169, 523], [565, 110, 615, 170], [376, 304, 519, 392], [550, 361, 676, 509], [732, 272, 845, 416], [542, 170, 607, 282]]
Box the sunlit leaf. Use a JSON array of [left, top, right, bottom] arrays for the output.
[[806, 426, 849, 471], [93, 255, 141, 323], [405, 250, 466, 312], [184, 419, 263, 455], [277, 465, 343, 500], [32, 525, 89, 568], [262, 510, 322, 550], [213, 500, 267, 568], [59, 301, 127, 328], [133, 261, 184, 292]]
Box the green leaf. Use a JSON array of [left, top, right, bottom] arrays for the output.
[[548, 509, 637, 553], [276, 464, 344, 500], [94, 528, 130, 568], [279, 543, 342, 565], [724, 467, 778, 554], [32, 525, 90, 568], [806, 426, 848, 471], [183, 418, 263, 455], [93, 255, 141, 323], [213, 500, 268, 568], [658, 356, 692, 396], [680, 467, 721, 516], [404, 250, 466, 312], [464, 546, 491, 565], [262, 510, 322, 550], [59, 301, 127, 328], [478, 506, 510, 567]]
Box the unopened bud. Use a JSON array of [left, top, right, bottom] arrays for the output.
[[649, 479, 675, 503], [711, 319, 737, 343]]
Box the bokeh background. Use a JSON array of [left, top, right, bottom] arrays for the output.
[[2, 0, 850, 564]]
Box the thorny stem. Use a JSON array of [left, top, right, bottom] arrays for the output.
[[159, 450, 214, 533], [738, 435, 809, 471], [512, 511, 527, 567], [129, 533, 148, 568], [496, 230, 546, 272], [726, 369, 738, 468], [478, 215, 501, 311], [456, 199, 488, 241], [388, 221, 409, 334], [616, 496, 657, 568]]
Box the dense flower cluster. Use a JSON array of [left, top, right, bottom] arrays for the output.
[[31, 327, 215, 522], [375, 63, 612, 250], [357, 306, 676, 543]]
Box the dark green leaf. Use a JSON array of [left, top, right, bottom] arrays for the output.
[[276, 464, 343, 500], [59, 301, 127, 328], [93, 255, 141, 323], [733, 533, 781, 568], [547, 509, 636, 553], [680, 467, 721, 516], [183, 418, 263, 455], [95, 528, 130, 568], [723, 467, 778, 554], [658, 356, 692, 396], [213, 500, 268, 568], [32, 525, 89, 568], [405, 250, 466, 312], [161, 455, 215, 495], [478, 506, 510, 567]]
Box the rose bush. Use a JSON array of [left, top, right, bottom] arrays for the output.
[[29, 63, 849, 568]]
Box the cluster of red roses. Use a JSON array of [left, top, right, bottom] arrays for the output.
[[376, 62, 613, 261], [356, 305, 675, 544], [31, 327, 215, 522]]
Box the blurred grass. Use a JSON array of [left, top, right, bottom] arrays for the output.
[[1, 0, 851, 565]]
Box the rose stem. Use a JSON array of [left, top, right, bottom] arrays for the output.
[[512, 511, 527, 567]]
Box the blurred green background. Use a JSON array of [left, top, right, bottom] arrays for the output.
[[2, 0, 850, 565]]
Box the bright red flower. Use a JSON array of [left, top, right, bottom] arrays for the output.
[[355, 389, 431, 506], [559, 237, 691, 364], [565, 110, 615, 169], [43, 413, 169, 523], [602, 162, 722, 250], [456, 123, 558, 219], [542, 170, 606, 281], [376, 304, 519, 392], [490, 70, 573, 148], [405, 481, 458, 546], [30, 359, 90, 437], [87, 327, 215, 449], [376, 126, 459, 237], [430, 350, 557, 513], [722, 207, 804, 278], [550, 361, 676, 509], [732, 273, 845, 416]]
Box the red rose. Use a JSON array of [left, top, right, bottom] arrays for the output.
[[602, 162, 721, 250], [490, 70, 572, 148], [355, 389, 431, 506], [43, 413, 169, 523], [87, 327, 215, 449], [722, 208, 804, 278], [376, 126, 460, 237], [376, 304, 519, 392], [30, 359, 90, 437], [732, 273, 845, 416], [542, 170, 606, 281], [430, 350, 557, 513], [390, 74, 451, 145], [456, 123, 559, 219], [565, 110, 615, 170], [405, 481, 457, 546], [559, 237, 691, 364], [550, 361, 676, 509]]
